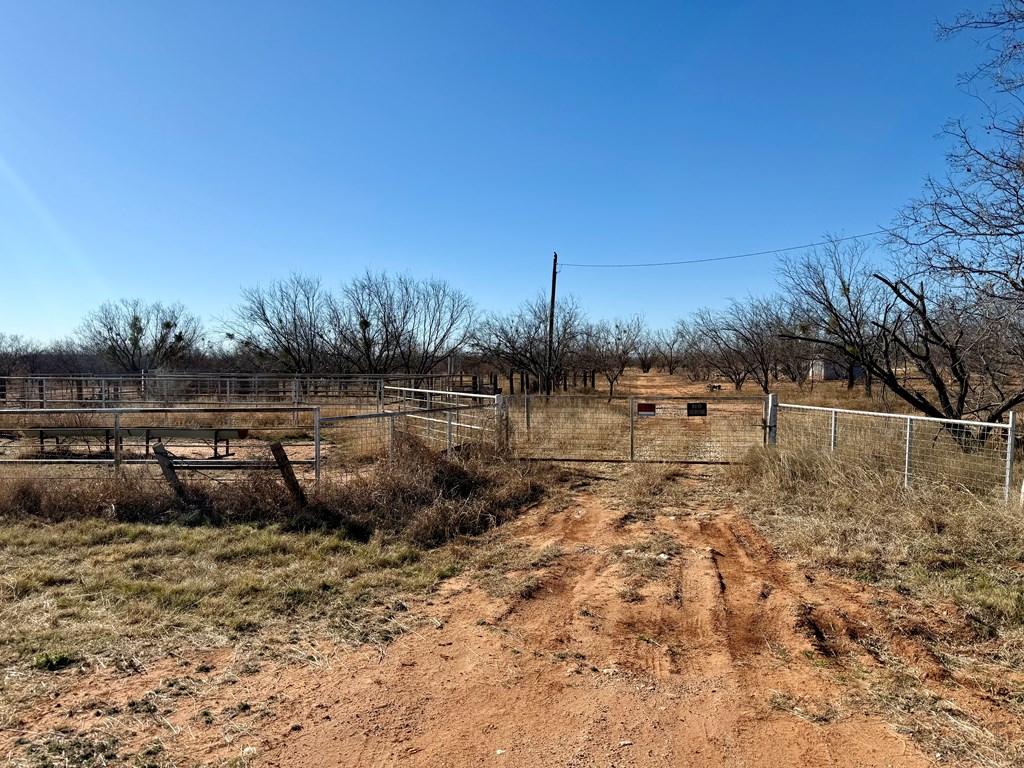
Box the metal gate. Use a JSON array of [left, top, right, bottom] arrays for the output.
[[509, 395, 768, 463]]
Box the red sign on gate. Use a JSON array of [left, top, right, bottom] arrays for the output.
[[637, 402, 657, 417]]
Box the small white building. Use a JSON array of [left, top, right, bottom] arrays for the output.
[[809, 359, 862, 382]]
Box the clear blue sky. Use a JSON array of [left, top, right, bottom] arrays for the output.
[[0, 0, 986, 342]]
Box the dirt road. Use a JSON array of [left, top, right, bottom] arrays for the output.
[[254, 472, 928, 767]]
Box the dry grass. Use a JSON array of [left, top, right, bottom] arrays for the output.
[[733, 448, 1024, 633], [608, 532, 682, 583], [0, 442, 547, 670], [730, 446, 1024, 766]]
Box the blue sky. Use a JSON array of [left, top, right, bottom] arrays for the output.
[[0, 1, 985, 341]]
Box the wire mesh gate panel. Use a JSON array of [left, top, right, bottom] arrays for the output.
[[510, 396, 631, 460], [319, 402, 502, 469], [509, 395, 767, 462], [777, 404, 1017, 499], [632, 397, 767, 462]]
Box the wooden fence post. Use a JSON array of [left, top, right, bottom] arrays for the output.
[[153, 444, 188, 502], [270, 441, 307, 507]]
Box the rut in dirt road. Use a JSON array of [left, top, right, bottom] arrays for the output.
[[262, 473, 929, 768]]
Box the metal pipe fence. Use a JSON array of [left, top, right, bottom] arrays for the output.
[[0, 394, 506, 492], [0, 372, 496, 410], [775, 403, 1019, 500], [319, 400, 504, 467], [0, 405, 322, 485]]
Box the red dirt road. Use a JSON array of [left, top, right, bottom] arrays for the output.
[[255, 476, 928, 767]]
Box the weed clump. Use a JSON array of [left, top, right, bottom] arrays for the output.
[[0, 438, 543, 549], [31, 650, 78, 672], [303, 440, 544, 546]]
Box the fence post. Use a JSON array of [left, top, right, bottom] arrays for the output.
[[447, 411, 454, 451], [377, 379, 384, 413], [113, 411, 121, 470], [904, 416, 913, 489], [525, 395, 532, 433], [314, 407, 321, 484], [830, 409, 837, 453], [389, 413, 396, 453], [153, 444, 187, 502], [765, 394, 778, 446], [629, 396, 635, 461], [1005, 410, 1016, 504], [494, 394, 505, 450], [270, 442, 308, 508]]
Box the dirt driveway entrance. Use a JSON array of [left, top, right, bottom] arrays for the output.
[[257, 469, 928, 767]]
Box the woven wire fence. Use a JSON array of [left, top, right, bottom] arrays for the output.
[[319, 402, 503, 469], [776, 403, 1017, 499], [508, 395, 767, 462]]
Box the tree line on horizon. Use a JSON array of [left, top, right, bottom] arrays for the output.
[[5, 5, 1024, 425]]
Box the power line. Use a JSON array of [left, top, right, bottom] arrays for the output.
[[559, 230, 887, 268]]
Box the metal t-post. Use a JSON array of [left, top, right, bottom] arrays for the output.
[[765, 394, 778, 446], [629, 396, 635, 461], [314, 407, 321, 484]]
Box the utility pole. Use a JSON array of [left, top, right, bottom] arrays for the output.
[[546, 251, 558, 396]]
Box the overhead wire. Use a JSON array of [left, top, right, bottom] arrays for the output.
[[559, 229, 886, 269]]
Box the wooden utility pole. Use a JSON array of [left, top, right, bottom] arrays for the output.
[[546, 251, 558, 396]]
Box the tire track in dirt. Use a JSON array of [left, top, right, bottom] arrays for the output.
[[255, 479, 930, 767]]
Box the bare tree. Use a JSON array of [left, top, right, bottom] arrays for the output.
[[78, 299, 203, 373], [774, 304, 815, 390], [584, 316, 645, 400], [0, 333, 42, 376], [476, 294, 586, 394], [779, 238, 887, 395], [0, 334, 43, 402], [395, 276, 476, 376], [716, 297, 787, 394], [329, 271, 411, 374], [633, 320, 656, 373], [891, 4, 1024, 298], [224, 274, 331, 374], [653, 323, 687, 375], [327, 272, 475, 376], [680, 324, 713, 382], [690, 308, 751, 390], [780, 239, 1024, 423]]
